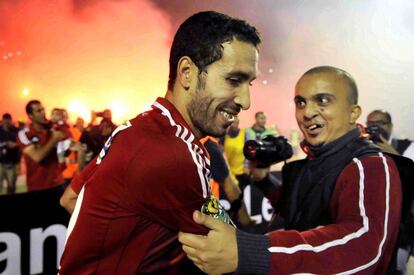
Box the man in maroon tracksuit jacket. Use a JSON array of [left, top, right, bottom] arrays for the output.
[[59, 11, 260, 274], [179, 66, 402, 274]]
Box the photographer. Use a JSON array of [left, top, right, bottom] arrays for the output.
[[0, 113, 21, 194], [366, 110, 414, 161], [366, 110, 414, 274], [179, 66, 402, 274]]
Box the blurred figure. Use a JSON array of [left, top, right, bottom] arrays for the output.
[[17, 100, 67, 191], [246, 111, 277, 141], [0, 113, 21, 194], [87, 109, 113, 130], [366, 110, 414, 274], [60, 113, 85, 186], [50, 108, 72, 164], [80, 117, 116, 163], [366, 110, 414, 160], [73, 117, 85, 135], [223, 117, 251, 188]]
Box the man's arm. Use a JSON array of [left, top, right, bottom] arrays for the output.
[[376, 136, 399, 155], [59, 157, 99, 213], [179, 154, 402, 274], [60, 185, 78, 214], [23, 130, 66, 163], [221, 174, 254, 226]]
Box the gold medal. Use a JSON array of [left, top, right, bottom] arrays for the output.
[[201, 196, 232, 225]]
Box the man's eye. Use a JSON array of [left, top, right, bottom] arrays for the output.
[[228, 78, 241, 86], [318, 96, 330, 105], [295, 100, 306, 108]]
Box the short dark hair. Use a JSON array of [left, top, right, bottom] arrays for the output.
[[25, 100, 41, 115], [168, 11, 261, 90], [255, 111, 264, 118], [301, 66, 358, 104], [2, 113, 12, 120], [368, 110, 392, 124]]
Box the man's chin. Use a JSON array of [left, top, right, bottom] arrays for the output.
[[305, 138, 324, 147]]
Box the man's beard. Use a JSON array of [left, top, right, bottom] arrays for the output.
[[187, 75, 226, 137]]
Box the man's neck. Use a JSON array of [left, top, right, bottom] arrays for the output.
[[32, 121, 46, 132], [165, 90, 203, 139], [253, 124, 265, 131]]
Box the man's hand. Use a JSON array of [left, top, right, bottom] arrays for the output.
[[51, 129, 67, 142], [376, 135, 399, 155], [178, 210, 238, 275], [6, 141, 17, 148], [249, 161, 270, 182]]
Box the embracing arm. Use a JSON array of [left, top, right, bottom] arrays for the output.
[[179, 154, 402, 275]]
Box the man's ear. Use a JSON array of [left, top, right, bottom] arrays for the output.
[[177, 56, 193, 90], [350, 104, 361, 124]]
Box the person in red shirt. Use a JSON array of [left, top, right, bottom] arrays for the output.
[[59, 11, 260, 274], [17, 100, 67, 191], [179, 66, 402, 274]]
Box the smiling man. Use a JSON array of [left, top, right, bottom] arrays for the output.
[[179, 66, 402, 274], [59, 11, 260, 274]]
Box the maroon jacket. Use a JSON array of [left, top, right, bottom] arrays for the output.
[[60, 98, 210, 274], [266, 154, 401, 274]]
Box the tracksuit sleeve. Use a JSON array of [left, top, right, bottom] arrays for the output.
[[236, 154, 402, 274]]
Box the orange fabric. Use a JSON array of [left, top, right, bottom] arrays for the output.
[[200, 136, 219, 145], [62, 127, 82, 179], [209, 180, 220, 198]]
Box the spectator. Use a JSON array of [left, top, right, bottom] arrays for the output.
[[223, 116, 251, 189], [0, 113, 21, 194], [246, 111, 277, 141], [80, 117, 116, 162], [366, 110, 414, 274], [366, 110, 414, 160], [17, 100, 67, 191]]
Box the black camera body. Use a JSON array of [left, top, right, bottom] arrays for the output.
[[243, 135, 293, 168], [366, 124, 389, 143]]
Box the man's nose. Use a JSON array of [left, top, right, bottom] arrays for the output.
[[234, 85, 251, 110], [302, 102, 318, 119]]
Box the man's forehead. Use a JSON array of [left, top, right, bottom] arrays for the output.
[[219, 40, 258, 76], [367, 113, 387, 121], [295, 72, 347, 97], [33, 104, 44, 110]]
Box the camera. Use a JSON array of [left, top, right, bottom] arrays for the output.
[[243, 135, 293, 168], [366, 124, 389, 143]]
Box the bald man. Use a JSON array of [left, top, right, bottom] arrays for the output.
[[179, 66, 402, 274]]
